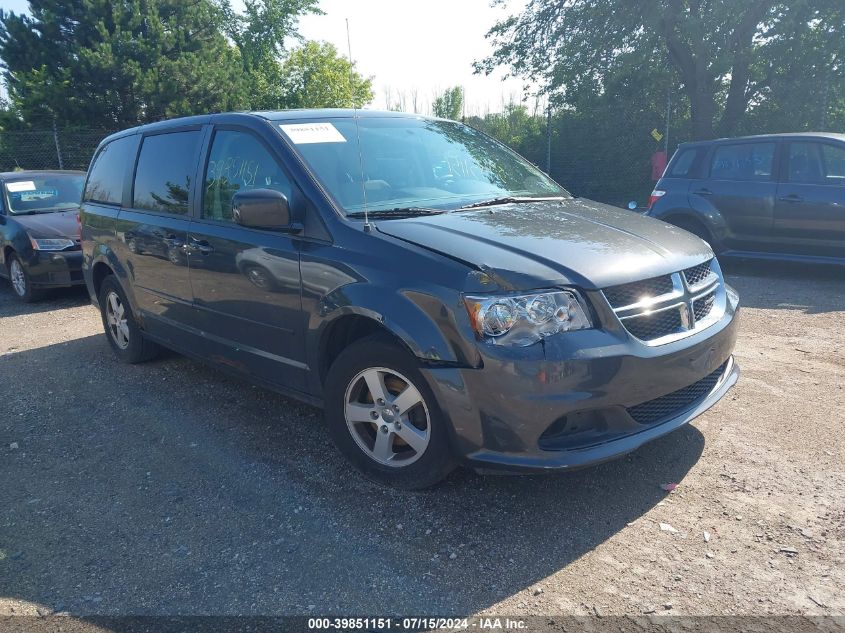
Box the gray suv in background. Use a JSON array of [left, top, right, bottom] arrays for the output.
[[647, 133, 845, 263], [81, 110, 739, 488]]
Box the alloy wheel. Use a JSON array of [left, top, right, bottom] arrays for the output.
[[105, 291, 130, 349], [10, 259, 27, 297], [246, 266, 271, 289], [343, 367, 431, 467]]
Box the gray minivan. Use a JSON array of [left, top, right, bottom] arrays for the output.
[[81, 110, 739, 488], [647, 132, 845, 263]]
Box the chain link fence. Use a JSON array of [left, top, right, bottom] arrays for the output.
[[0, 126, 659, 208], [0, 128, 116, 173]]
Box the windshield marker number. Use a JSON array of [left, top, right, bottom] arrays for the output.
[[280, 122, 347, 145]]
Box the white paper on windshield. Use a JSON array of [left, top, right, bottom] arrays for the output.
[[279, 123, 346, 144], [7, 180, 36, 192]]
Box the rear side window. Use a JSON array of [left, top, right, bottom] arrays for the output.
[[822, 144, 845, 182], [133, 131, 202, 214], [84, 135, 137, 205], [667, 148, 702, 177], [789, 142, 845, 184], [710, 143, 775, 181], [202, 130, 293, 221]]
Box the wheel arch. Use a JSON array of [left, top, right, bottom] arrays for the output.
[[313, 289, 482, 386], [660, 210, 725, 250], [316, 313, 414, 389], [91, 260, 115, 299], [87, 247, 141, 316], [663, 212, 713, 235], [2, 245, 14, 269]]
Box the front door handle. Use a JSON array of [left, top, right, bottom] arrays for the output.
[[187, 236, 214, 255], [693, 188, 713, 196], [778, 194, 803, 203]]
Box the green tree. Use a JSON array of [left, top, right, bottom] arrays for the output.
[[0, 0, 248, 127], [467, 103, 544, 155], [478, 0, 844, 140], [742, 1, 845, 133], [432, 86, 464, 120], [0, 95, 18, 130], [227, 0, 321, 109], [271, 41, 373, 110]]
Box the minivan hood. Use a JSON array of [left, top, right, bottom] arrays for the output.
[[375, 199, 713, 290], [12, 210, 78, 239]]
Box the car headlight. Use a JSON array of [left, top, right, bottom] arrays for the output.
[[464, 289, 592, 347], [30, 237, 75, 251]]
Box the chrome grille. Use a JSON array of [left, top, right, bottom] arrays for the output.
[[603, 275, 674, 309], [602, 259, 725, 345], [684, 260, 716, 287], [628, 360, 729, 425]]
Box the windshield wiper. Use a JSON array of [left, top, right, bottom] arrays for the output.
[[346, 207, 446, 219], [456, 196, 565, 210], [14, 209, 57, 215]]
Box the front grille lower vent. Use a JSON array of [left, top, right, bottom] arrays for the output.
[[627, 360, 729, 425], [603, 275, 674, 308]]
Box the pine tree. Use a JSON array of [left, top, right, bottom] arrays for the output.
[[0, 0, 248, 127]]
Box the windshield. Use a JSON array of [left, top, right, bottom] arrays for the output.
[[4, 174, 84, 215], [278, 117, 568, 215]]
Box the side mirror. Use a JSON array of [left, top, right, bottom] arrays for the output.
[[232, 189, 293, 230], [627, 200, 638, 210]]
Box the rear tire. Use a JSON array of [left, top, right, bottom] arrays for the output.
[[324, 334, 456, 489], [98, 275, 160, 363], [7, 254, 40, 303]]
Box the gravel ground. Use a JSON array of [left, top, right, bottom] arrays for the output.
[[0, 260, 843, 619]]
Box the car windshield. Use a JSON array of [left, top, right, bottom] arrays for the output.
[[4, 174, 84, 215], [278, 116, 568, 215]]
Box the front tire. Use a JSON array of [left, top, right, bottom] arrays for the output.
[[324, 334, 456, 489], [7, 254, 40, 303], [98, 275, 159, 363]]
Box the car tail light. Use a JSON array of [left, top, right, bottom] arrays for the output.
[[647, 189, 666, 210], [76, 212, 82, 241]]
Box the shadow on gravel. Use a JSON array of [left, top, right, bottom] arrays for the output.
[[720, 258, 844, 314], [0, 282, 89, 317], [0, 333, 705, 616]]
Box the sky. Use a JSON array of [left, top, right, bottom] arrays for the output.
[[0, 0, 535, 114]]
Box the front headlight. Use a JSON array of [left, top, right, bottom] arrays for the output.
[[464, 289, 592, 347], [30, 237, 75, 251]]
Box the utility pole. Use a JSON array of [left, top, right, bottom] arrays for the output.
[[52, 117, 64, 170], [665, 85, 671, 156], [546, 100, 552, 175], [820, 66, 830, 130]]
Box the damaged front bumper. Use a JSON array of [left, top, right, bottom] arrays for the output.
[[420, 287, 740, 472]]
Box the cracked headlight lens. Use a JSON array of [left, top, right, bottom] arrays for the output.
[[464, 289, 592, 346]]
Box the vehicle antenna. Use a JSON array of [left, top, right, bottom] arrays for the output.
[[346, 18, 371, 232]]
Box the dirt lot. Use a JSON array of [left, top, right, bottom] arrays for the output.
[[0, 260, 843, 619]]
